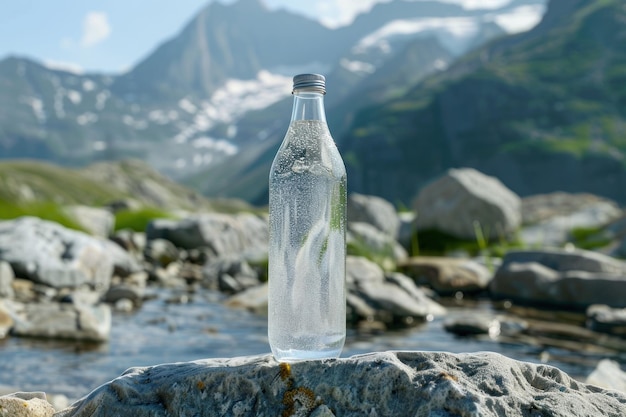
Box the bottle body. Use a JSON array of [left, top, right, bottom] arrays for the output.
[[268, 87, 347, 361]]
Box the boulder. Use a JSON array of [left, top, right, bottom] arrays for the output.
[[203, 257, 260, 294], [490, 249, 626, 309], [499, 248, 626, 274], [399, 256, 492, 295], [55, 351, 626, 417], [444, 316, 501, 338], [103, 239, 144, 278], [103, 284, 144, 307], [0, 392, 54, 417], [225, 283, 268, 315], [0, 217, 115, 291], [520, 193, 622, 247], [346, 256, 445, 325], [586, 359, 626, 394], [143, 238, 179, 267], [64, 206, 114, 238], [413, 168, 521, 240], [347, 193, 400, 238], [347, 222, 407, 269], [110, 229, 146, 257], [0, 261, 14, 298], [0, 301, 13, 338], [586, 304, 626, 337], [8, 301, 111, 342], [146, 213, 268, 259]]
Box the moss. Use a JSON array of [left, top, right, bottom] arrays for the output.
[[282, 387, 320, 417]]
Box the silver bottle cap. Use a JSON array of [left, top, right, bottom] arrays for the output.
[[292, 73, 326, 94]]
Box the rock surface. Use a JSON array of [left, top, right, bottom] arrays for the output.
[[146, 213, 268, 259], [63, 206, 114, 238], [0, 392, 54, 417], [347, 222, 407, 267], [0, 261, 14, 299], [56, 351, 626, 417], [586, 359, 626, 394], [520, 193, 622, 247], [346, 256, 445, 325], [8, 302, 111, 342], [347, 193, 400, 238], [413, 168, 521, 239], [0, 217, 116, 291], [491, 248, 626, 309], [399, 256, 492, 295], [586, 304, 626, 337]]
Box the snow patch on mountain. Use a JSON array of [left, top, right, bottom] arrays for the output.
[[208, 71, 291, 121], [174, 71, 290, 145], [82, 80, 96, 92], [341, 59, 376, 74], [77, 112, 98, 126], [21, 96, 46, 123], [489, 4, 545, 34], [353, 17, 480, 55]]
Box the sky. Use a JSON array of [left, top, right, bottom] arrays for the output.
[[0, 0, 518, 74]]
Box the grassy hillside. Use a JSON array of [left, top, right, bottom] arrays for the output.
[[0, 159, 256, 230]]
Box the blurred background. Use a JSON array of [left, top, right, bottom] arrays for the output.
[[1, 0, 626, 409]]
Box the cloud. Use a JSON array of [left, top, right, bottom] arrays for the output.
[[316, 0, 383, 27], [80, 11, 111, 47]]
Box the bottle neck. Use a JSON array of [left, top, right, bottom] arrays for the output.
[[290, 91, 326, 123]]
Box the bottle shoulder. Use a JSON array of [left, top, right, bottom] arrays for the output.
[[271, 120, 345, 179]]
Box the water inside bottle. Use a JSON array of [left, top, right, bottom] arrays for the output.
[[268, 120, 347, 362]]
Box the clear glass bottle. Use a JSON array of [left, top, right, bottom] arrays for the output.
[[268, 74, 347, 362]]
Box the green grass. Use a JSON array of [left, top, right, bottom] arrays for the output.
[[0, 200, 86, 231], [569, 226, 613, 250], [347, 238, 397, 272], [114, 207, 176, 232]]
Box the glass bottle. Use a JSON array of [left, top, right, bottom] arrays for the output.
[[268, 73, 347, 361]]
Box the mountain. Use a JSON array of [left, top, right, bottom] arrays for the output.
[[0, 0, 547, 204], [180, 0, 546, 203], [340, 0, 626, 205], [112, 0, 336, 103]]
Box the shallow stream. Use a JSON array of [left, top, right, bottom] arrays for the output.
[[1, 288, 624, 402]]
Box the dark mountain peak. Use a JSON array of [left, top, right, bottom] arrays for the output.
[[204, 0, 268, 16], [231, 0, 267, 11]]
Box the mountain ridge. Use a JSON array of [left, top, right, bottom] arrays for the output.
[[0, 0, 549, 205], [340, 0, 626, 205]]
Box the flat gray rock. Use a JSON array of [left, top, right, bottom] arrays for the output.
[[491, 249, 626, 309], [55, 351, 626, 417]]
